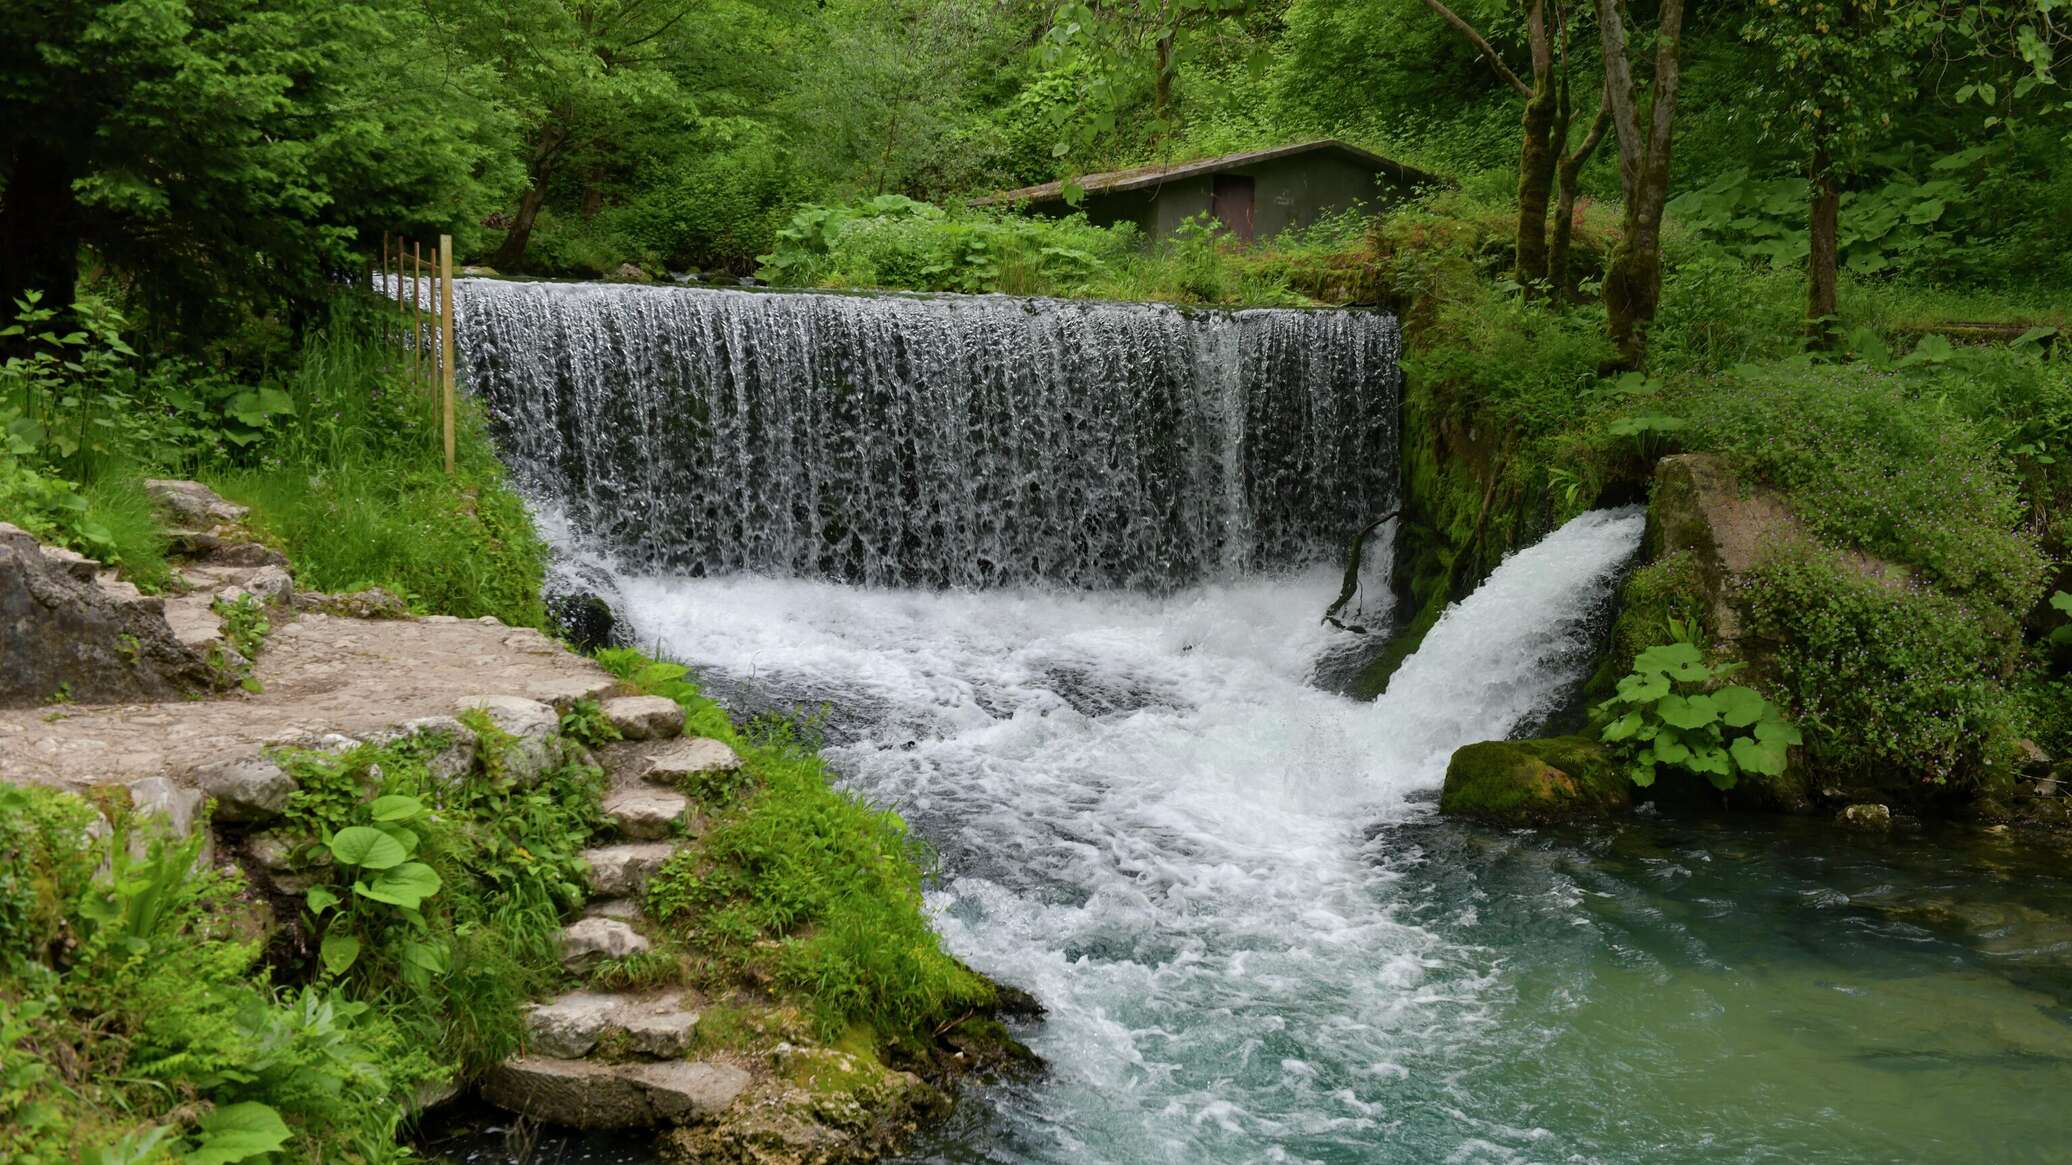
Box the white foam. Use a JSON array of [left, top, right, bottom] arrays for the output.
[[601, 508, 1644, 1163]]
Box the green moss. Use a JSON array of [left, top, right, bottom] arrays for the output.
[[1439, 736, 1632, 825]]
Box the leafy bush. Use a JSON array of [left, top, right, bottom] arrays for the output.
[[1734, 553, 2025, 790], [1597, 642, 1801, 789], [275, 723, 604, 1076], [0, 783, 439, 1162]]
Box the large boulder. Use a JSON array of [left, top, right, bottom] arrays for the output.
[[1439, 736, 1631, 825], [0, 523, 217, 707]]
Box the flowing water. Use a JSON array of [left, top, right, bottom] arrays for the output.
[[453, 281, 2072, 1165]]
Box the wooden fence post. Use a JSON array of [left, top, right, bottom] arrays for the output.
[[440, 234, 457, 475]]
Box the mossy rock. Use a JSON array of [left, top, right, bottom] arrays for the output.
[[1439, 736, 1631, 825]]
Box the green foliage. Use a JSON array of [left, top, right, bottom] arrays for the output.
[[0, 0, 520, 331], [1680, 359, 2046, 614], [0, 782, 440, 1162], [1667, 164, 1968, 278], [1597, 643, 1802, 790], [276, 724, 602, 1077], [1735, 553, 2025, 789]]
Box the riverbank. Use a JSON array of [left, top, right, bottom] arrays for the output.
[[0, 482, 1033, 1162]]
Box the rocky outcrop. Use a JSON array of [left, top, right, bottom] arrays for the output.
[[0, 522, 218, 706], [1439, 736, 1631, 824]]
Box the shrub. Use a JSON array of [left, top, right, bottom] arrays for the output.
[[1596, 642, 1801, 790], [1734, 552, 2025, 790]]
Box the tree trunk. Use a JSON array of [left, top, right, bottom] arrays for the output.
[[490, 184, 547, 272], [1513, 0, 1557, 292], [1595, 0, 1684, 369], [1807, 137, 1840, 347], [580, 169, 605, 221], [1154, 30, 1174, 124], [1516, 86, 1559, 292], [1552, 93, 1610, 302], [0, 140, 81, 319], [491, 123, 568, 272]]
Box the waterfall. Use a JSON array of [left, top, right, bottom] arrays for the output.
[[457, 280, 1400, 590]]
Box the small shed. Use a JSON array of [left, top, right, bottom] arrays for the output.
[[980, 140, 1437, 244]]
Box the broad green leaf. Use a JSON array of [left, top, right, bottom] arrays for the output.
[[2053, 590, 2072, 617], [327, 826, 407, 870], [369, 794, 423, 822], [1657, 694, 1719, 731], [186, 1101, 291, 1165], [1632, 643, 1703, 676], [305, 886, 341, 915], [1601, 712, 1643, 742], [1713, 686, 1767, 729], [1754, 717, 1804, 746], [1615, 673, 1671, 703], [319, 930, 360, 975], [1628, 763, 1657, 788], [354, 861, 442, 909], [1731, 735, 1791, 777], [374, 822, 421, 858], [1686, 746, 1732, 777], [1654, 738, 1692, 765]]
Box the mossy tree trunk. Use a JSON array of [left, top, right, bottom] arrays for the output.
[[1514, 0, 1559, 294], [1594, 0, 1684, 370], [1807, 135, 1840, 348]]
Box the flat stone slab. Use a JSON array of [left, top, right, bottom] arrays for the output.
[[561, 917, 651, 965], [483, 1057, 749, 1129], [528, 991, 624, 1058], [602, 695, 685, 741], [582, 842, 678, 898], [527, 990, 700, 1060], [0, 614, 615, 791], [643, 737, 743, 784], [602, 786, 689, 840]]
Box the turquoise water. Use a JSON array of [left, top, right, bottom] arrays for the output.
[[892, 814, 2072, 1165]]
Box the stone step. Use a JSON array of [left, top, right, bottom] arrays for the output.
[[641, 736, 743, 785], [602, 785, 690, 841], [585, 897, 643, 921], [580, 841, 678, 898], [527, 989, 700, 1059], [601, 695, 685, 741], [482, 1057, 750, 1130], [560, 916, 650, 967]]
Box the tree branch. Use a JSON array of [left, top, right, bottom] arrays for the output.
[[1419, 0, 1533, 99]]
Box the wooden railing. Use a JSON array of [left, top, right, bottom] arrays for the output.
[[376, 232, 459, 474]]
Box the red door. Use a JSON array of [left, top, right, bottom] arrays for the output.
[[1211, 175, 1256, 242]]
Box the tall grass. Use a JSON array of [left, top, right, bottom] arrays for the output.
[[205, 306, 548, 626]]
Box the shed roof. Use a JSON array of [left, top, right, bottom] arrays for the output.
[[976, 139, 1439, 206]]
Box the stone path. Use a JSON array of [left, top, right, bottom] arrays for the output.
[[2, 477, 616, 792], [0, 612, 616, 789]]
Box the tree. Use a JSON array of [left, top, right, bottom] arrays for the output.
[[464, 0, 703, 271], [0, 0, 516, 338], [1415, 0, 1604, 294], [1743, 1, 1929, 342], [1594, 0, 1685, 368]]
